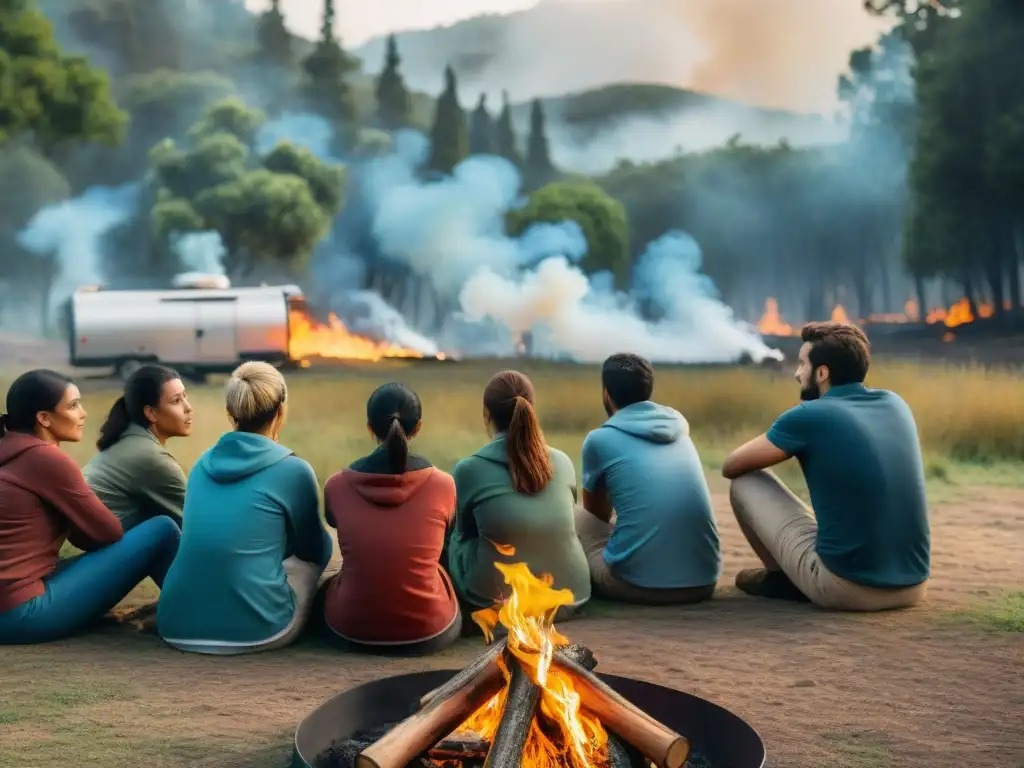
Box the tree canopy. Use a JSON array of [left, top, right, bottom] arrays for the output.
[[0, 2, 126, 155], [148, 98, 345, 276], [508, 179, 630, 287]]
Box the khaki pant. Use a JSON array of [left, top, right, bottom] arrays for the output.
[[574, 508, 716, 605], [729, 470, 927, 612], [166, 556, 328, 655]]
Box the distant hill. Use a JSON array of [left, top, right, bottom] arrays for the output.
[[38, 0, 853, 174], [350, 0, 875, 172]]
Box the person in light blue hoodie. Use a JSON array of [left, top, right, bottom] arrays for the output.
[[157, 362, 333, 654], [575, 353, 721, 604]]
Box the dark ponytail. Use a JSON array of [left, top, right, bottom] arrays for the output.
[[366, 382, 422, 473], [483, 371, 553, 495], [2, 369, 74, 438], [97, 365, 180, 451], [96, 397, 131, 451], [383, 416, 410, 473]]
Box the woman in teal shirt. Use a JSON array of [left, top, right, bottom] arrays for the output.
[[157, 362, 332, 654], [447, 370, 590, 620]]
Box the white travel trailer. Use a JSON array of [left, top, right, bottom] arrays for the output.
[[64, 275, 305, 380]]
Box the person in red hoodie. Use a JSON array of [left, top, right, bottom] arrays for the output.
[[320, 382, 460, 655], [0, 369, 181, 644]]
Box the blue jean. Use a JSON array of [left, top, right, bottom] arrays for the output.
[[0, 516, 181, 645]]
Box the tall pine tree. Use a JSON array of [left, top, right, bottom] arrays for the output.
[[525, 98, 553, 175], [375, 34, 410, 130], [468, 93, 495, 155], [302, 0, 358, 152], [495, 90, 521, 166], [427, 66, 468, 175], [256, 0, 292, 68], [254, 0, 294, 115]]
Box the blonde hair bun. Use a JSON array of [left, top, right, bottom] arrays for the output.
[[225, 361, 287, 431]]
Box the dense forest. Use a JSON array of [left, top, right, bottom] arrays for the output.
[[0, 0, 1022, 337]]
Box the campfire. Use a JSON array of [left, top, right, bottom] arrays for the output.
[[316, 560, 696, 768]]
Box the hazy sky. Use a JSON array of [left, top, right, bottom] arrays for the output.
[[253, 0, 885, 47], [246, 0, 541, 45], [247, 0, 891, 112]]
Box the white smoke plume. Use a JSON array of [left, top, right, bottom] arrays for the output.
[[357, 128, 779, 362], [16, 183, 140, 302], [459, 236, 781, 364]]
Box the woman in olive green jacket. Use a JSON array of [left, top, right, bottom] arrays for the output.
[[447, 370, 590, 618], [83, 366, 193, 530]]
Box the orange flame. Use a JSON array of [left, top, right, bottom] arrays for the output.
[[758, 296, 1010, 335], [755, 298, 793, 336], [830, 304, 851, 324], [287, 308, 426, 362], [460, 559, 608, 768]]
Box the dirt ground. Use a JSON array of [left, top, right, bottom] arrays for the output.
[[1, 489, 1022, 768]]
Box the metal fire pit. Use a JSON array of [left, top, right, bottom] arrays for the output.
[[292, 669, 765, 768]]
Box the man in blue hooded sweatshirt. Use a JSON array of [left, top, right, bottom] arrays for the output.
[[575, 353, 721, 604], [157, 363, 333, 654]]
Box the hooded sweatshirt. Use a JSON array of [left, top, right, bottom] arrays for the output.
[[322, 447, 458, 644], [83, 423, 187, 531], [156, 432, 332, 647], [0, 432, 123, 613], [448, 436, 591, 609], [581, 401, 721, 589]]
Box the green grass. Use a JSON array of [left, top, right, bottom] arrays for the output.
[[821, 730, 893, 768], [951, 590, 1024, 633]]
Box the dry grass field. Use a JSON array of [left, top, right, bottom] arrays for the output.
[[0, 359, 1022, 768], [53, 358, 1024, 484]]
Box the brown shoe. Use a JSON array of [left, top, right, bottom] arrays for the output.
[[735, 568, 810, 602]]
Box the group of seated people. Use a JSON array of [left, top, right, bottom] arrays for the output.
[[0, 321, 931, 653]]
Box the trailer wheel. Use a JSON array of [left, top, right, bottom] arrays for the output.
[[117, 359, 142, 381]]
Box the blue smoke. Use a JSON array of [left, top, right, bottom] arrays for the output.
[[17, 182, 140, 302]]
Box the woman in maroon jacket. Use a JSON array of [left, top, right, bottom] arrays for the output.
[[320, 382, 460, 655], [0, 369, 181, 644]]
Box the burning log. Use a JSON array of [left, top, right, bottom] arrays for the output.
[[557, 642, 598, 672], [483, 642, 601, 768], [417, 640, 596, 713], [484, 648, 540, 768], [427, 731, 489, 761], [551, 654, 690, 768], [607, 733, 636, 768], [418, 640, 508, 710], [356, 656, 505, 768]]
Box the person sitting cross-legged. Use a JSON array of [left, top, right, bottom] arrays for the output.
[[574, 353, 721, 605], [157, 362, 333, 654], [722, 321, 930, 611], [319, 382, 461, 655], [447, 370, 591, 624]]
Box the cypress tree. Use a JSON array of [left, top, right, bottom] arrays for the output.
[[301, 0, 358, 151], [525, 98, 553, 174], [256, 0, 292, 68], [427, 65, 468, 175], [468, 93, 495, 155], [494, 90, 521, 166], [375, 34, 411, 130]]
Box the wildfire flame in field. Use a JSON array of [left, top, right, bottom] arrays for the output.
[[287, 308, 429, 362], [462, 557, 608, 768], [756, 296, 1010, 336]]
